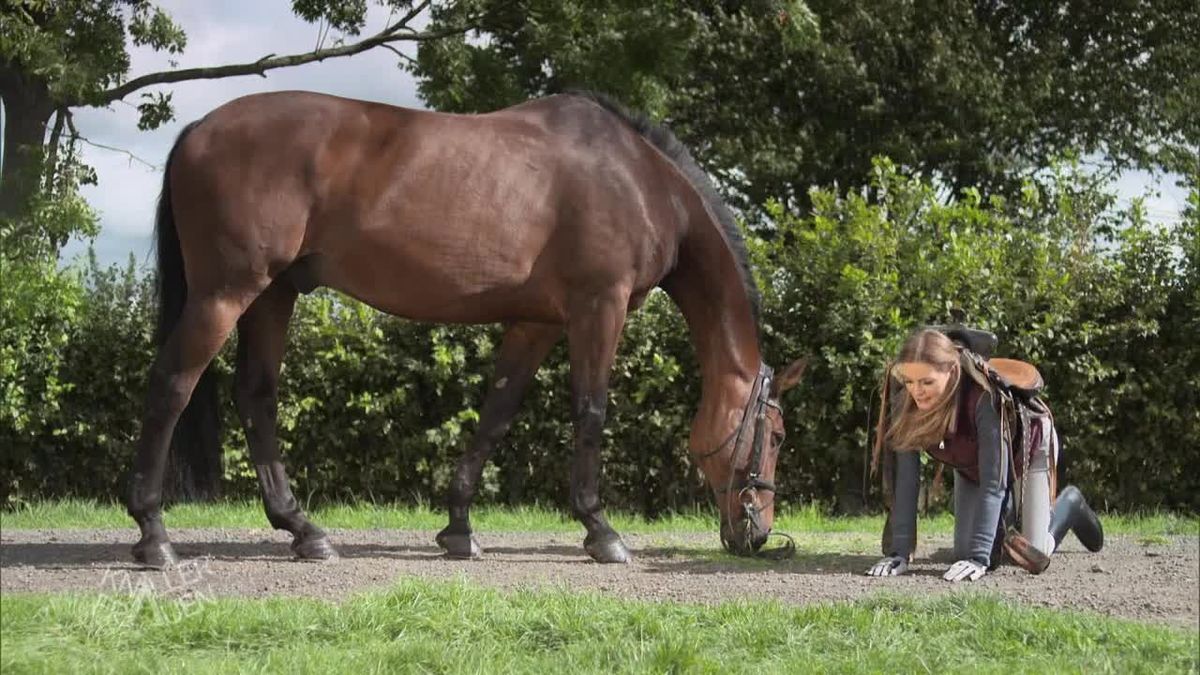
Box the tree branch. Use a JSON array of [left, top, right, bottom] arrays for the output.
[[65, 112, 160, 171], [86, 1, 468, 106], [380, 43, 420, 70], [75, 137, 161, 170], [43, 108, 67, 186], [385, 0, 432, 37]]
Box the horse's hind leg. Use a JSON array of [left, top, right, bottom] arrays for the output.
[[566, 293, 631, 564], [437, 322, 562, 558], [128, 294, 249, 568], [234, 280, 337, 561]]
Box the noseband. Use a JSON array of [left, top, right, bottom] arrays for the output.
[[694, 363, 795, 558]]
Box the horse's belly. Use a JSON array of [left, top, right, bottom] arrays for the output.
[[314, 238, 566, 324]]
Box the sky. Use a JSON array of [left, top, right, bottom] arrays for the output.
[[52, 1, 1191, 269], [59, 0, 426, 268]]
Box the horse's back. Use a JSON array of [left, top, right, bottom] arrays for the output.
[[170, 91, 691, 322]]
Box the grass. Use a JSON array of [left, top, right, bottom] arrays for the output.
[[2, 578, 1196, 674], [2, 502, 1194, 672], [2, 498, 1197, 538]]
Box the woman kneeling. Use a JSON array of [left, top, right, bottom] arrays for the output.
[[867, 328, 1104, 582]]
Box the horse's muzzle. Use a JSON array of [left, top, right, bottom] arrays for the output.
[[720, 518, 770, 556]]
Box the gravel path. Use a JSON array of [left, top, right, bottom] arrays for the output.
[[2, 528, 1195, 628]]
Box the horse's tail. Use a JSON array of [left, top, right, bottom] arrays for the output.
[[155, 120, 222, 500], [154, 121, 198, 345]]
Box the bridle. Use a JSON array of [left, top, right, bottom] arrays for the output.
[[693, 363, 795, 558], [695, 363, 780, 494]]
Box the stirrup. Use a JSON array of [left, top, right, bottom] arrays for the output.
[[1003, 529, 1051, 574]]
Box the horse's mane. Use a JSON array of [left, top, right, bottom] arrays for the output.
[[567, 91, 761, 326]]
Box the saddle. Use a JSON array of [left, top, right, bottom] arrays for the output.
[[935, 324, 1044, 398], [931, 324, 998, 358], [987, 358, 1044, 398]]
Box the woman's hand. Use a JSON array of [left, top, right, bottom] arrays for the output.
[[943, 559, 987, 582], [866, 555, 908, 577]]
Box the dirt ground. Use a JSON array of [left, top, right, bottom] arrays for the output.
[[2, 528, 1196, 628]]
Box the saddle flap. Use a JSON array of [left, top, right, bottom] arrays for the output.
[[988, 358, 1044, 396]]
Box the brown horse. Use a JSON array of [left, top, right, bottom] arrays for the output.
[[127, 90, 807, 568]]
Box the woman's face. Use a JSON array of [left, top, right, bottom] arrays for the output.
[[895, 361, 955, 411]]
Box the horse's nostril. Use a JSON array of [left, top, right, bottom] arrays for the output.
[[720, 521, 756, 556], [718, 516, 772, 557], [750, 530, 769, 551]]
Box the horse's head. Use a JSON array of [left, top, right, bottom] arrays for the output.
[[699, 358, 808, 557]]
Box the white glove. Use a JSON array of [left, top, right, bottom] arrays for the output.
[[866, 555, 908, 577], [943, 559, 987, 582]]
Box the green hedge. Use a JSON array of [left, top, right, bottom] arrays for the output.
[[3, 161, 1196, 513], [753, 160, 1198, 512]]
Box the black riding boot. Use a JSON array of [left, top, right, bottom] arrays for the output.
[[1050, 485, 1104, 552]]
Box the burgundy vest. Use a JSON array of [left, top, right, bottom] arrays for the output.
[[925, 380, 986, 483]]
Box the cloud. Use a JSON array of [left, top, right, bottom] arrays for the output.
[[72, 0, 427, 266]]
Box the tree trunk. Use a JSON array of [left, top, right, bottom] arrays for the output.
[[3, 62, 227, 503], [0, 61, 55, 223]]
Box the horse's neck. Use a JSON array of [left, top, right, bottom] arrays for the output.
[[663, 223, 762, 449]]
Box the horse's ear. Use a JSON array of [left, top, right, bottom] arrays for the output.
[[772, 356, 810, 398]]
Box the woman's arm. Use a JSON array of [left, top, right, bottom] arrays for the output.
[[959, 391, 1008, 566], [887, 449, 921, 558], [868, 447, 920, 576]]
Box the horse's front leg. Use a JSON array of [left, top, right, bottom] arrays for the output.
[[437, 322, 562, 558], [566, 293, 631, 563]]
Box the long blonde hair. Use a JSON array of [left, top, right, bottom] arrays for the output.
[[871, 329, 962, 472]]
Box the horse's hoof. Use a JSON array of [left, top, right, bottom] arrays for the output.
[[132, 540, 179, 569], [585, 535, 632, 564], [436, 530, 482, 559], [292, 535, 339, 562]]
